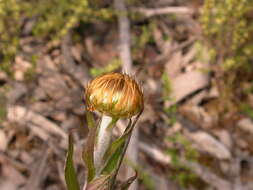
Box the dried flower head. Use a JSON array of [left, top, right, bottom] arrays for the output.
[[86, 73, 144, 118]]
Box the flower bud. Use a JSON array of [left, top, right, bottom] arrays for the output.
[[86, 73, 144, 118]]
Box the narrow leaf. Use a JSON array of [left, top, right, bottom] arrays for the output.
[[83, 126, 97, 182], [101, 142, 125, 174], [101, 120, 132, 174], [109, 111, 143, 189], [102, 127, 130, 162], [65, 135, 80, 190]]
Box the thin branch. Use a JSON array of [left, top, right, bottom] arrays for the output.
[[114, 0, 132, 74], [132, 7, 194, 18], [114, 1, 138, 190]]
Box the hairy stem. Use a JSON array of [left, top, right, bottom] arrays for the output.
[[94, 115, 117, 174]]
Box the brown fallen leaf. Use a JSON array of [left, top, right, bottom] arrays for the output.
[[7, 105, 67, 140], [0, 179, 19, 190], [185, 131, 232, 160], [165, 70, 209, 107]]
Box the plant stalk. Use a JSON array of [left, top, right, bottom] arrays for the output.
[[94, 115, 117, 175]]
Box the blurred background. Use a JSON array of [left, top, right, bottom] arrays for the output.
[[1, 0, 253, 189]]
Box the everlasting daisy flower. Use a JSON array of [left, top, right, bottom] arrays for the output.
[[85, 73, 144, 174], [86, 72, 143, 118]]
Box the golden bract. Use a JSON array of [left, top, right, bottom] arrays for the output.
[[86, 73, 143, 118]]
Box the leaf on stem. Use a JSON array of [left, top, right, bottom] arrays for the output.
[[83, 125, 97, 182], [101, 120, 133, 174], [65, 134, 80, 190]]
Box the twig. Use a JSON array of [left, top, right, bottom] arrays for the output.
[[114, 0, 132, 73], [155, 36, 197, 63], [114, 0, 138, 189], [132, 7, 194, 18]]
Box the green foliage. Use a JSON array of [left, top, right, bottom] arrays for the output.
[[242, 83, 253, 95], [0, 93, 7, 123], [0, 63, 13, 77], [194, 40, 215, 65], [24, 56, 37, 81], [0, 0, 28, 71], [102, 130, 129, 174], [0, 0, 114, 75], [125, 158, 155, 190], [161, 71, 172, 101], [133, 166, 155, 190], [138, 22, 156, 48], [201, 0, 253, 71], [83, 124, 96, 182], [101, 119, 133, 175], [30, 0, 113, 39], [90, 58, 122, 77], [200, 0, 253, 113], [86, 111, 96, 129], [133, 22, 156, 51], [163, 105, 177, 125], [65, 135, 80, 190], [138, 172, 155, 190], [83, 112, 139, 190], [240, 103, 253, 119], [162, 72, 177, 124], [166, 133, 199, 187]]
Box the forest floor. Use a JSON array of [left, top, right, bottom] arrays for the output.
[[0, 1, 253, 190]]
